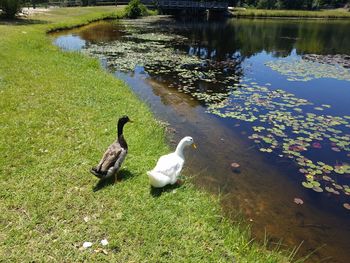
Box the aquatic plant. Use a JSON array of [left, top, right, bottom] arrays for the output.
[[205, 80, 350, 205], [265, 58, 350, 82]]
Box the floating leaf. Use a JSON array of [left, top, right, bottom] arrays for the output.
[[334, 168, 345, 174], [265, 58, 350, 82], [331, 147, 341, 152], [322, 175, 333, 182], [343, 203, 350, 210], [311, 181, 321, 187], [299, 168, 308, 174], [325, 186, 334, 193], [312, 186, 323, 193], [294, 198, 304, 205], [312, 142, 322, 149], [333, 184, 343, 190], [302, 182, 313, 189]]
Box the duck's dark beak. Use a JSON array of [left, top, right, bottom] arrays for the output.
[[192, 143, 197, 149]]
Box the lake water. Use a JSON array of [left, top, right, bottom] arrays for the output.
[[52, 17, 350, 262]]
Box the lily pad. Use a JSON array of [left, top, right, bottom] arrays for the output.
[[265, 58, 350, 82], [294, 198, 304, 205], [343, 203, 350, 210], [312, 186, 323, 193], [302, 182, 313, 189]]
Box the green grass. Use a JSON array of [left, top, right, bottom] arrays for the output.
[[0, 6, 296, 262], [231, 8, 350, 19]]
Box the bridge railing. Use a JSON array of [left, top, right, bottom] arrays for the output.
[[158, 1, 228, 9]]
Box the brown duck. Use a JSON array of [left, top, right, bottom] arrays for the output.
[[90, 115, 132, 180]]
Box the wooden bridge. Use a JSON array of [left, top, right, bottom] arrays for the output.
[[158, 1, 228, 11], [158, 1, 228, 17], [117, 1, 228, 11]]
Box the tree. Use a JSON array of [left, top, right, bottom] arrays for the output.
[[125, 0, 147, 18], [257, 0, 276, 9], [0, 0, 22, 18]]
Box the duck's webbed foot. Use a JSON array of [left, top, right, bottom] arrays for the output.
[[176, 179, 184, 185]]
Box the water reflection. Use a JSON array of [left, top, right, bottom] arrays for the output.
[[52, 18, 350, 57], [166, 18, 350, 57], [53, 34, 86, 51]]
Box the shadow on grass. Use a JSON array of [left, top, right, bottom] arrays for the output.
[[0, 17, 48, 26], [93, 169, 134, 192], [150, 183, 181, 198]]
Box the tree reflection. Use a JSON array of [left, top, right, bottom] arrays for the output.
[[155, 18, 350, 58]]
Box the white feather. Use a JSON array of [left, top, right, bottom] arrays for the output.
[[147, 136, 194, 188]]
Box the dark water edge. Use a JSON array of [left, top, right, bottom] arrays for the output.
[[51, 17, 350, 262]]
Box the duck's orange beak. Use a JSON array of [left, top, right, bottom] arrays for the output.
[[192, 143, 197, 149]]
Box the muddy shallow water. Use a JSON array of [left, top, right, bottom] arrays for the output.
[[52, 17, 350, 262]]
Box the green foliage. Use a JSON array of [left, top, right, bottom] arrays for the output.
[[0, 0, 22, 18], [232, 7, 350, 17], [230, 0, 350, 10], [257, 0, 276, 9], [124, 0, 147, 19]]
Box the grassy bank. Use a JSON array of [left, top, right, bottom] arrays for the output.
[[0, 7, 293, 262], [231, 8, 350, 18]]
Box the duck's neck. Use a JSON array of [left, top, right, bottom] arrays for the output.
[[175, 139, 186, 159], [117, 121, 128, 149], [117, 120, 125, 139]]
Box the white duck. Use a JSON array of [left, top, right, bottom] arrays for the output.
[[147, 136, 196, 188]]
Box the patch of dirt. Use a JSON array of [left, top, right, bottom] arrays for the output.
[[19, 7, 53, 17]]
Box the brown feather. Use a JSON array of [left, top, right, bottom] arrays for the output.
[[96, 141, 123, 173]]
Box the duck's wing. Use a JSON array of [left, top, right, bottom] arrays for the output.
[[152, 154, 183, 182], [95, 142, 124, 174]]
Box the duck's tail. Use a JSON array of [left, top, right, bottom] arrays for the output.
[[90, 167, 105, 179], [146, 171, 153, 177], [147, 170, 171, 188]]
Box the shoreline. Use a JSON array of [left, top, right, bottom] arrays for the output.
[[0, 7, 294, 262], [230, 8, 350, 19]]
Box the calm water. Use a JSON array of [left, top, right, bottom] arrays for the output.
[[52, 17, 350, 262]]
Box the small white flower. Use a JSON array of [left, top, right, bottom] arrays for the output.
[[83, 241, 93, 248], [101, 239, 108, 246]]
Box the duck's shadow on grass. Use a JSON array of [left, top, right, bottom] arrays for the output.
[[150, 184, 181, 198], [93, 169, 134, 192]]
